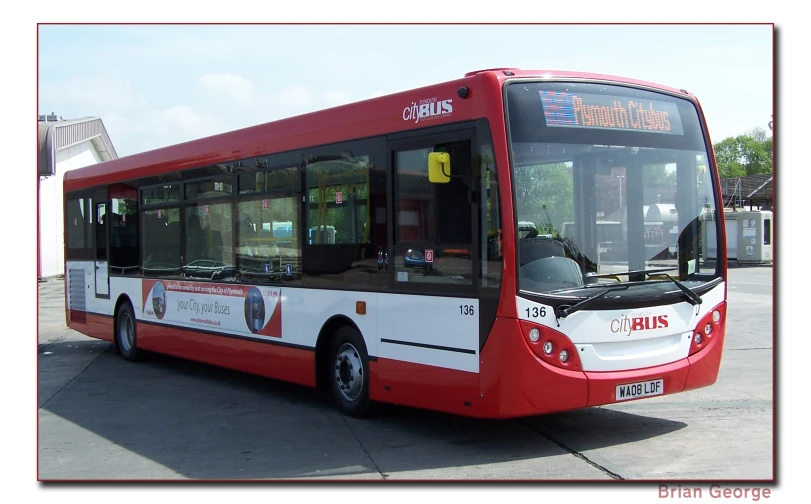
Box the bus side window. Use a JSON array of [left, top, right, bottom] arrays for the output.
[[65, 197, 87, 251], [302, 140, 387, 289], [110, 191, 139, 276], [236, 196, 302, 282]]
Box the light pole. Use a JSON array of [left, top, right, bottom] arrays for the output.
[[616, 175, 625, 208]]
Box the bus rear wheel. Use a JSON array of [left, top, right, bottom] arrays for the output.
[[330, 326, 371, 418], [116, 302, 141, 362]]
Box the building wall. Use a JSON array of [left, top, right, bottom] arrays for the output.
[[40, 141, 102, 277]]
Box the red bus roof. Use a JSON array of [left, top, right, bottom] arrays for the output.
[[63, 68, 694, 193]]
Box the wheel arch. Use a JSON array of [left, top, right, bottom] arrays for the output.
[[314, 315, 367, 394], [112, 293, 134, 350]]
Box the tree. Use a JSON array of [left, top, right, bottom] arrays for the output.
[[643, 164, 677, 185], [713, 137, 746, 179], [746, 126, 769, 142], [740, 135, 773, 175], [713, 129, 773, 178], [513, 162, 573, 235]]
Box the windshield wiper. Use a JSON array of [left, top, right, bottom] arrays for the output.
[[592, 266, 679, 278], [664, 274, 702, 306], [593, 266, 702, 306], [556, 284, 630, 319]]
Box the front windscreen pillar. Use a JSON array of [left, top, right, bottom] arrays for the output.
[[626, 159, 646, 281], [676, 152, 699, 279], [572, 156, 597, 274]]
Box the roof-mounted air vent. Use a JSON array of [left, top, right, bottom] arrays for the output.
[[464, 68, 519, 77]]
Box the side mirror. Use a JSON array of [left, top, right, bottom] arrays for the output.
[[428, 152, 451, 183]]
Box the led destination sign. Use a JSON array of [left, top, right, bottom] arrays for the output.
[[540, 90, 685, 135]]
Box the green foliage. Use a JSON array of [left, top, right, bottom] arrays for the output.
[[642, 164, 677, 185], [713, 137, 746, 178], [713, 127, 773, 178], [513, 163, 574, 234]]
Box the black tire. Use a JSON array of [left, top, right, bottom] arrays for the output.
[[115, 302, 141, 362], [329, 326, 371, 418]]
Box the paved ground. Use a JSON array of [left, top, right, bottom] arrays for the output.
[[37, 266, 773, 480]]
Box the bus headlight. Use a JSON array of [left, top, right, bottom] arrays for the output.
[[689, 301, 726, 357], [518, 320, 582, 371], [529, 328, 540, 342]]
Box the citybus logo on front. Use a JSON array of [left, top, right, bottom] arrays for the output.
[[610, 313, 669, 336], [402, 97, 453, 123]]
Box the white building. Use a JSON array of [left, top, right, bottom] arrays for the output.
[[38, 114, 118, 279]]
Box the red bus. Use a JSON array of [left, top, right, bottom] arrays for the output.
[[62, 68, 727, 419]]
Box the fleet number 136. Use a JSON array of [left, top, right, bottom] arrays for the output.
[[525, 307, 547, 318]]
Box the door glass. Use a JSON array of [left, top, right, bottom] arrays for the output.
[[395, 148, 435, 243], [393, 141, 473, 286], [95, 202, 107, 261]]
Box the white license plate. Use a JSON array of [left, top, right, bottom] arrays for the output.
[[615, 379, 664, 401]]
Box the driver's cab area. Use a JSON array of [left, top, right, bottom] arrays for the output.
[[518, 232, 585, 293]]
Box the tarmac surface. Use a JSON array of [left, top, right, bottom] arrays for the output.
[[37, 266, 773, 480]]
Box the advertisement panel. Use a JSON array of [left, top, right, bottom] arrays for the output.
[[141, 279, 282, 339]]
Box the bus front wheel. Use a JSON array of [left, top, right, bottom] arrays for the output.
[[330, 326, 371, 418], [116, 302, 141, 362]]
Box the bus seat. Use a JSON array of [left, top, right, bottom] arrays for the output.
[[519, 237, 566, 267], [257, 229, 280, 257]]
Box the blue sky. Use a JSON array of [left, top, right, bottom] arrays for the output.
[[38, 24, 773, 157]]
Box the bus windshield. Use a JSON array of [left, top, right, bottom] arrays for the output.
[[505, 81, 720, 297]]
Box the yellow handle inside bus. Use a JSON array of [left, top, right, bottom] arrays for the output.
[[428, 152, 451, 183]]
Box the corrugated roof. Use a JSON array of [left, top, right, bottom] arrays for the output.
[[721, 174, 774, 206], [38, 116, 118, 176]]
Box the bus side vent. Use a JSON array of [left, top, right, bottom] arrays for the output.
[[68, 269, 86, 312]]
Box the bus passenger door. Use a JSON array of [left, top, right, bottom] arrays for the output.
[[377, 130, 480, 410], [93, 189, 110, 298]]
